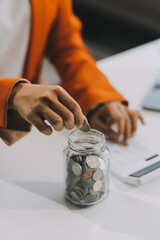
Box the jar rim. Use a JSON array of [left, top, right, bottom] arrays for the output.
[[68, 129, 106, 153]]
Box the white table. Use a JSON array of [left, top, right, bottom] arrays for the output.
[[1, 39, 160, 240]]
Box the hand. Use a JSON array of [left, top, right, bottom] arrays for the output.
[[8, 83, 86, 135], [89, 101, 145, 145]]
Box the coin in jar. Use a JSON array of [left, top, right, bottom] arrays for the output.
[[70, 191, 80, 202], [79, 184, 89, 195], [89, 188, 97, 195], [86, 155, 100, 169], [81, 177, 94, 188], [93, 168, 103, 181], [67, 158, 75, 171], [75, 186, 85, 198], [72, 162, 82, 176], [83, 169, 93, 179], [80, 163, 87, 174], [83, 193, 100, 203], [70, 154, 86, 163], [73, 187, 85, 200], [93, 180, 103, 192]]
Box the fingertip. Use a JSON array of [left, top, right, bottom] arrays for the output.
[[76, 116, 88, 129], [139, 115, 145, 125], [140, 116, 145, 124], [142, 120, 146, 125], [76, 119, 84, 128], [118, 134, 123, 142], [124, 139, 129, 146], [77, 123, 83, 129], [43, 126, 53, 136], [83, 114, 87, 121]]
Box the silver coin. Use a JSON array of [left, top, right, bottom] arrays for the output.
[[93, 169, 103, 181], [89, 188, 97, 195], [74, 187, 85, 199], [78, 184, 89, 195], [72, 163, 82, 176], [93, 180, 103, 192], [83, 193, 99, 203], [70, 191, 80, 202], [70, 155, 85, 163], [67, 159, 76, 171], [81, 177, 94, 188], [75, 186, 85, 195], [80, 121, 91, 132], [83, 194, 95, 203], [86, 155, 100, 169]]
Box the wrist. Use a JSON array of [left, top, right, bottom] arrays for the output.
[[86, 102, 105, 123], [8, 82, 26, 110]]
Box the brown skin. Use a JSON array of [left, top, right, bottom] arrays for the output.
[[8, 83, 86, 135], [89, 101, 145, 145], [8, 83, 145, 145]]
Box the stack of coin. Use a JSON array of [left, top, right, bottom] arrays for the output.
[[65, 154, 107, 205]]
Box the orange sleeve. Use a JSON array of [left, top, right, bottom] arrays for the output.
[[45, 0, 127, 115], [0, 78, 20, 128], [0, 78, 31, 145]]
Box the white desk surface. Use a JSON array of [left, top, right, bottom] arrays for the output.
[[1, 39, 160, 240]]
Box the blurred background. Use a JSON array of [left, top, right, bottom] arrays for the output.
[[73, 0, 160, 60]]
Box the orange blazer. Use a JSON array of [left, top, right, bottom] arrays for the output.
[[0, 0, 125, 145]]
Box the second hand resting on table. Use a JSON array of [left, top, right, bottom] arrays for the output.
[[89, 101, 145, 145], [8, 82, 145, 145]]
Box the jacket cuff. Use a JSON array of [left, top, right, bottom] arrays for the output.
[[0, 127, 31, 146], [0, 78, 30, 128], [0, 78, 31, 145], [86, 100, 128, 123]]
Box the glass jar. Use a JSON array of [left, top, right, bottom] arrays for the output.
[[63, 129, 110, 206]]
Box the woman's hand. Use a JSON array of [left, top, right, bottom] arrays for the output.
[[89, 101, 145, 145], [8, 83, 86, 135]]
